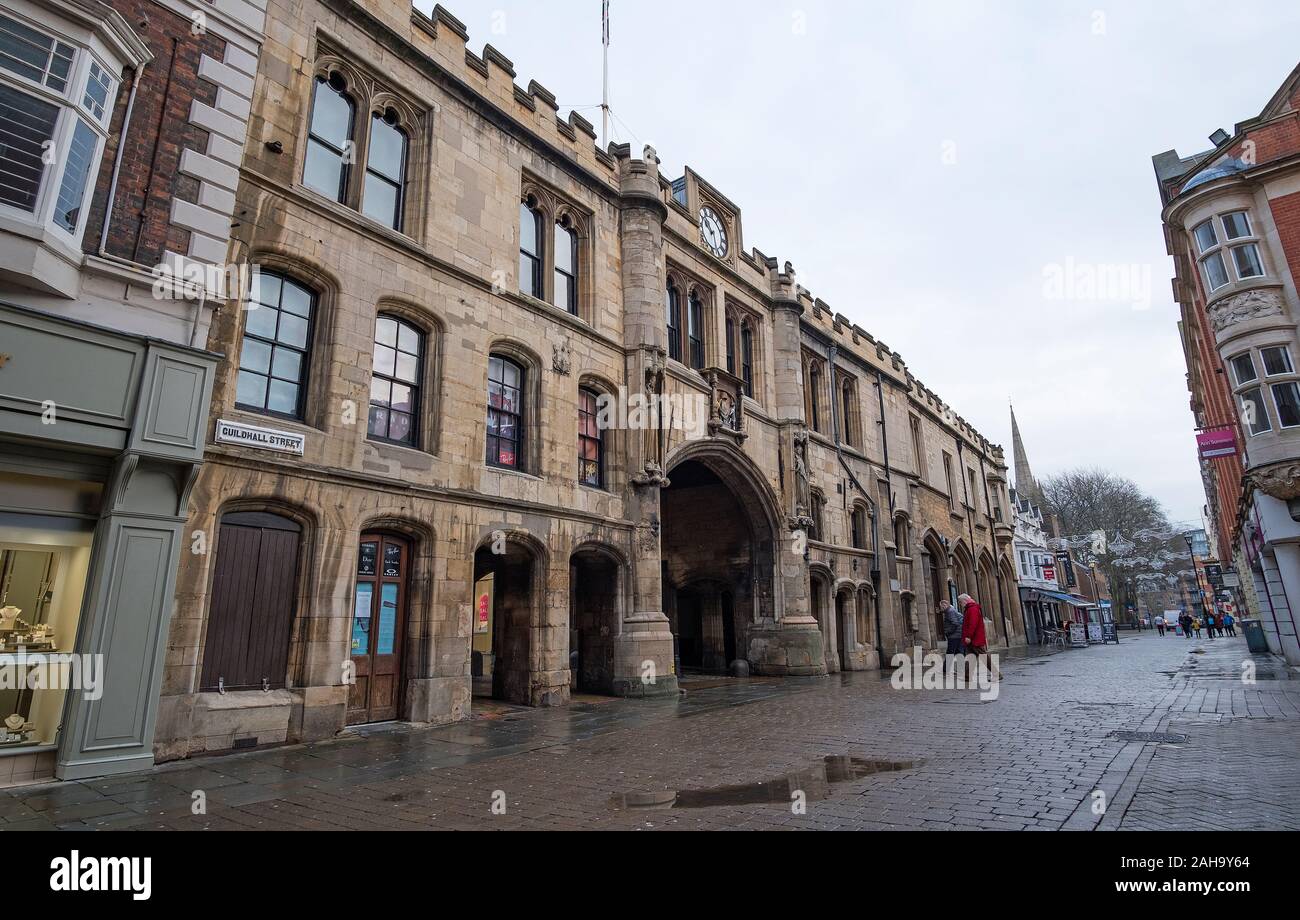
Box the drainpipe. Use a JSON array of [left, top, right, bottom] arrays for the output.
[[826, 341, 884, 667]]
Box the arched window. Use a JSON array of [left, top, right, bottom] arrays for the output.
[[741, 322, 754, 397], [237, 271, 316, 420], [850, 505, 868, 550], [578, 388, 604, 488], [554, 217, 578, 315], [841, 377, 856, 447], [810, 490, 826, 543], [369, 315, 423, 446], [519, 199, 543, 299], [894, 516, 909, 557], [687, 290, 705, 370], [487, 355, 525, 470], [808, 362, 822, 433], [725, 314, 736, 375], [362, 107, 407, 230], [666, 282, 683, 363], [304, 72, 355, 203]]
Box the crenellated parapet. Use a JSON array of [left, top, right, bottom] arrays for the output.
[[405, 4, 619, 184]]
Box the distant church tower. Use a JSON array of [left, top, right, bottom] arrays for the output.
[[1010, 406, 1043, 508]]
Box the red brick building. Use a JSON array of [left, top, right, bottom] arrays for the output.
[[1153, 63, 1300, 665], [0, 0, 264, 787]]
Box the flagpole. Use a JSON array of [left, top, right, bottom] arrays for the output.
[[602, 0, 610, 148]]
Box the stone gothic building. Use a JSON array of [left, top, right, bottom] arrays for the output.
[[149, 0, 1024, 761]]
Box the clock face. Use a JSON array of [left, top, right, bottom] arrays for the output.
[[699, 206, 728, 258]]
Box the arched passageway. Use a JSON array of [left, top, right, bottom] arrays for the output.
[[472, 540, 541, 705], [661, 456, 779, 676]]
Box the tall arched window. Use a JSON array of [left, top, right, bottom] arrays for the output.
[[687, 290, 705, 370], [810, 490, 826, 543], [894, 516, 909, 557], [841, 377, 857, 447], [519, 199, 543, 299], [578, 388, 604, 488], [741, 322, 754, 397], [725, 315, 736, 375], [237, 271, 316, 420], [554, 217, 578, 315], [362, 108, 407, 230], [808, 362, 822, 433], [666, 282, 683, 363], [369, 315, 422, 446], [487, 355, 525, 470], [850, 505, 868, 550], [304, 72, 355, 203]]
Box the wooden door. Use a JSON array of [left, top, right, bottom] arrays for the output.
[[201, 513, 301, 693], [348, 534, 409, 725]]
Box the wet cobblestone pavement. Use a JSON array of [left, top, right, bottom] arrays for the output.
[[2, 633, 1297, 831]]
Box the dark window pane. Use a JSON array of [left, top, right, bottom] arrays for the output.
[[1274, 383, 1300, 428], [1263, 347, 1293, 377], [0, 83, 58, 212], [0, 14, 54, 84]]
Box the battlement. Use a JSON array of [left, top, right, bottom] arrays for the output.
[[392, 3, 1003, 465], [408, 4, 617, 183]]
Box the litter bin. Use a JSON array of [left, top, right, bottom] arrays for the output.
[[1242, 619, 1270, 654]]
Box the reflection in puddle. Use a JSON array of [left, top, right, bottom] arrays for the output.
[[611, 756, 920, 811]]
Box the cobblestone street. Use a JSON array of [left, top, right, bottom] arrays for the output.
[[2, 633, 1296, 831]]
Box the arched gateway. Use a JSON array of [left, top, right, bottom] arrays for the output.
[[660, 442, 824, 677]]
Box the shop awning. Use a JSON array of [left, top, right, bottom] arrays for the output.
[[1039, 591, 1094, 609]]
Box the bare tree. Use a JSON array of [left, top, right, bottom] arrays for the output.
[[1038, 469, 1190, 622]]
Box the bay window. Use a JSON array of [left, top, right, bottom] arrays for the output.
[[1193, 209, 1267, 292], [0, 10, 116, 244]]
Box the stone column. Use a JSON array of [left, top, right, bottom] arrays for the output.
[[611, 144, 677, 697]]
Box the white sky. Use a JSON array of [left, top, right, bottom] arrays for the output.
[[415, 0, 1300, 525]]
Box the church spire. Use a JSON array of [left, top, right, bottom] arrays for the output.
[[1010, 405, 1042, 507]]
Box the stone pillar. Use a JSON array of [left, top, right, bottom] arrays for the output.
[[533, 559, 572, 707], [611, 144, 677, 697]]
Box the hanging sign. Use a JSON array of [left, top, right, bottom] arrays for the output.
[[1197, 429, 1238, 460]]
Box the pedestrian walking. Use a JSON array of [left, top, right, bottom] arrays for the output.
[[959, 593, 1000, 683], [1205, 613, 1217, 639], [939, 600, 964, 656], [1193, 617, 1203, 638], [1225, 613, 1237, 637], [1180, 613, 1193, 638], [1155, 614, 1166, 637]]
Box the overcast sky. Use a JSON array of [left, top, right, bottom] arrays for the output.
[[416, 0, 1300, 526]]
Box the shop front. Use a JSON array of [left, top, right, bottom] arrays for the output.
[[0, 303, 215, 786]]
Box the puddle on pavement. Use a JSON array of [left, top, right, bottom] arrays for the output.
[[610, 756, 921, 811]]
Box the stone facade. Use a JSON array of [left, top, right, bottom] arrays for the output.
[[155, 0, 1023, 762]]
